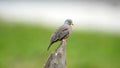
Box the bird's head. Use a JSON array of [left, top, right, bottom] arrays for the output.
[[64, 19, 73, 26]]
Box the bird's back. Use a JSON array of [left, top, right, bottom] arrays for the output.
[[51, 24, 71, 42]]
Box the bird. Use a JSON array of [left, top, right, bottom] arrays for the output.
[[47, 19, 73, 51]]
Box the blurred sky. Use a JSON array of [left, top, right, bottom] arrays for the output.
[[0, 0, 120, 33]]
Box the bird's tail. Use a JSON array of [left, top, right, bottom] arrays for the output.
[[47, 42, 53, 51]]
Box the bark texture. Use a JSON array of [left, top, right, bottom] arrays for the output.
[[43, 40, 66, 68]]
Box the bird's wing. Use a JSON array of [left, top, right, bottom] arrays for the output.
[[51, 25, 70, 42], [57, 25, 70, 40]]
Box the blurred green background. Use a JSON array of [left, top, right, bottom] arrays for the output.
[[0, 20, 120, 68]]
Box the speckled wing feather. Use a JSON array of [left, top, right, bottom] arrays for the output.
[[47, 24, 71, 50]]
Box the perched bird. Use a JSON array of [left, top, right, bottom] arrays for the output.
[[47, 19, 73, 51]]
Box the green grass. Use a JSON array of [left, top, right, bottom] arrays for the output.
[[0, 21, 120, 68]]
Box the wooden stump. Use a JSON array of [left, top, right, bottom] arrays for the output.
[[43, 39, 66, 68]]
